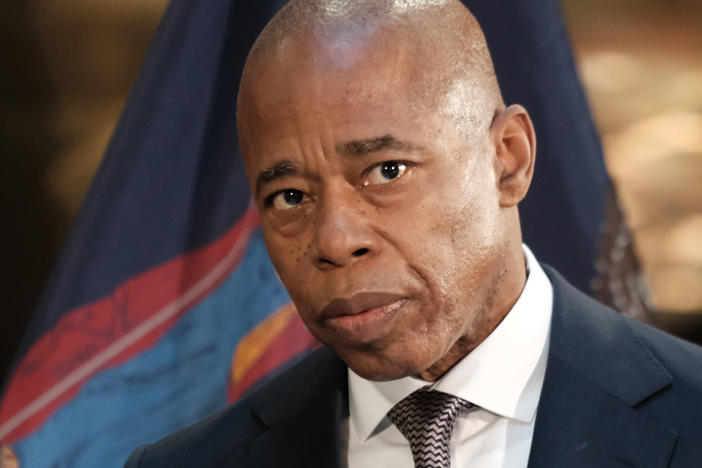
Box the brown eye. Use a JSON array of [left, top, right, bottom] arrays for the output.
[[271, 189, 305, 210], [364, 161, 408, 186]]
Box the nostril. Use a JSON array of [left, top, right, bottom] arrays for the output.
[[352, 248, 369, 257]]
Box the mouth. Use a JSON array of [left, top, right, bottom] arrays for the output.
[[320, 292, 408, 344]]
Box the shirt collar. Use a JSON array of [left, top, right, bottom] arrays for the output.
[[348, 244, 553, 442]]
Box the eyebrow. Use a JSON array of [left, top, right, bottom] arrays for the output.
[[256, 159, 299, 197], [336, 134, 420, 157]]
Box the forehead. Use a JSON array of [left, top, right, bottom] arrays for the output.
[[240, 27, 443, 132], [239, 32, 452, 165]]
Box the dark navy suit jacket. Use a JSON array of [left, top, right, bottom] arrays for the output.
[[125, 267, 702, 467]]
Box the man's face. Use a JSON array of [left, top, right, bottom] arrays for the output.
[[239, 35, 510, 381]]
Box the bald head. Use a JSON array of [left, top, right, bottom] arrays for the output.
[[238, 0, 504, 146]]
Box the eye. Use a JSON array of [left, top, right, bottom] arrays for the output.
[[364, 161, 408, 186], [267, 189, 306, 210]]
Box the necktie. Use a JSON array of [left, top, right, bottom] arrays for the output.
[[387, 389, 474, 468]]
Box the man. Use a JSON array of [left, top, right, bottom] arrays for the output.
[[125, 1, 702, 466]]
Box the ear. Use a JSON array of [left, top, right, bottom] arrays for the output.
[[490, 104, 536, 207]]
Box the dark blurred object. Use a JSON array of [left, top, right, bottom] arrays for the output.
[[655, 312, 702, 346], [592, 186, 654, 322], [0, 2, 165, 381], [0, 3, 64, 380]]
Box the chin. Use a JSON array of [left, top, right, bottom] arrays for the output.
[[335, 346, 431, 382], [349, 365, 402, 382]]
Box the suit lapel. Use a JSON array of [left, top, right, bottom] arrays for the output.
[[226, 348, 348, 468], [528, 267, 677, 468], [272, 383, 346, 468]]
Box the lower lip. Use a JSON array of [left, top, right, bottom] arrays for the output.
[[324, 299, 407, 344]]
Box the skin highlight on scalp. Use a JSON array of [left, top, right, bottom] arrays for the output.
[[238, 0, 504, 150]]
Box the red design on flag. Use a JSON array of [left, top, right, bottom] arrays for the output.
[[0, 209, 259, 444]]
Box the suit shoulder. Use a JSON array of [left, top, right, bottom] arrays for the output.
[[620, 317, 702, 466], [623, 315, 702, 391], [124, 395, 262, 468], [124, 347, 343, 468], [545, 263, 702, 404]]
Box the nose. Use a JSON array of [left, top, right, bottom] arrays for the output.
[[312, 186, 381, 270]]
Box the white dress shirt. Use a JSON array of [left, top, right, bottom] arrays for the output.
[[347, 245, 553, 468]]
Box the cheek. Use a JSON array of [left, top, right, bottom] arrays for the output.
[[398, 188, 502, 329], [264, 231, 313, 292], [440, 166, 503, 268]]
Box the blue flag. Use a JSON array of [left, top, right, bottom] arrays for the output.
[[0, 1, 608, 466]]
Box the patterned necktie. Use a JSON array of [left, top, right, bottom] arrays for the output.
[[387, 389, 474, 468]]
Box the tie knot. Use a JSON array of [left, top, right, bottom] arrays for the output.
[[387, 390, 473, 468]]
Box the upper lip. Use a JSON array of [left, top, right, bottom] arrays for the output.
[[320, 292, 407, 319]]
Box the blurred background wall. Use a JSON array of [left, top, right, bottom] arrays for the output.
[[1, 0, 701, 379]]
